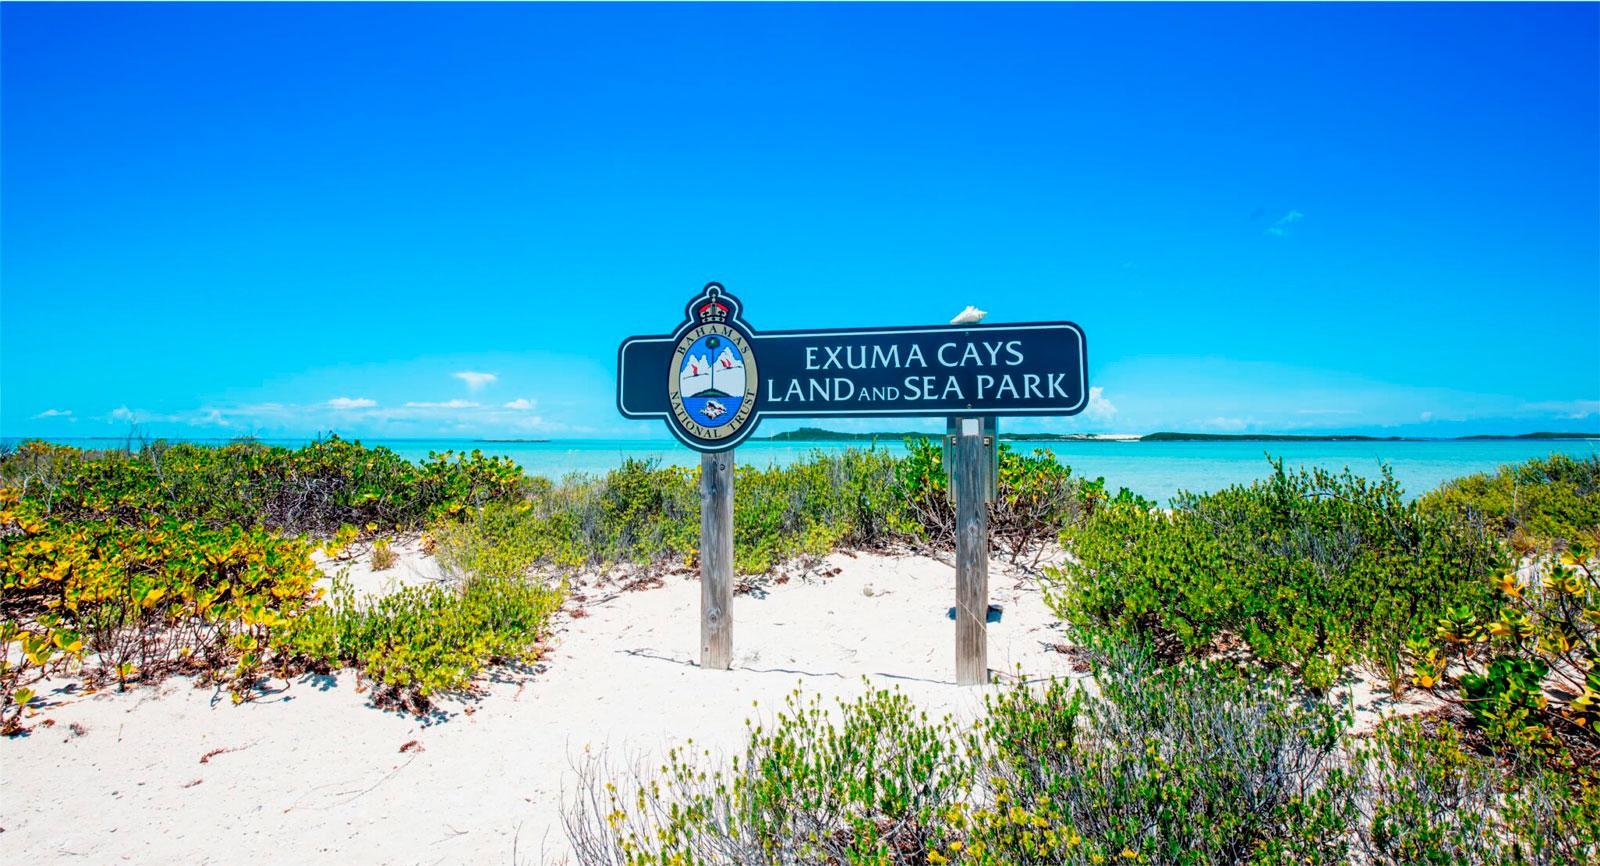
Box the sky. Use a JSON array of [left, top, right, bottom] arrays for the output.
[[3, 3, 1597, 441]]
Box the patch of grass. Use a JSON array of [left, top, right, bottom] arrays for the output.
[[370, 538, 398, 571]]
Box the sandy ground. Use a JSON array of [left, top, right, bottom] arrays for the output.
[[1, 549, 1083, 865]]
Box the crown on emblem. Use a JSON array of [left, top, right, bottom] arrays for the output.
[[697, 288, 730, 324]]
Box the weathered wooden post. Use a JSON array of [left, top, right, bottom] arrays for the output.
[[953, 418, 990, 685], [700, 449, 735, 669]]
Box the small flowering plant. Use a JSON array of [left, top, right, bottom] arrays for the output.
[[1417, 542, 1598, 754]]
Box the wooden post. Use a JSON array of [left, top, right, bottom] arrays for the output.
[[953, 418, 989, 685], [700, 449, 734, 670]]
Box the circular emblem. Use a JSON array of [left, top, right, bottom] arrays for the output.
[[668, 291, 759, 446]]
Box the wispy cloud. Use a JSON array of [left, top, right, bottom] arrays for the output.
[[404, 399, 479, 409], [110, 406, 137, 422], [327, 396, 377, 410], [1264, 210, 1304, 237], [31, 408, 73, 419], [502, 398, 536, 411], [1522, 399, 1600, 419], [453, 371, 497, 391]]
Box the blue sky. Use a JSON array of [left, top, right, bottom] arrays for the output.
[[4, 3, 1597, 440]]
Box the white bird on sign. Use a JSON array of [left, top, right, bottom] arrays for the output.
[[949, 305, 987, 325]]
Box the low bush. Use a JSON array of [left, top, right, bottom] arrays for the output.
[[567, 645, 1600, 865], [1353, 714, 1600, 864], [1416, 544, 1598, 760], [961, 642, 1353, 865], [0, 488, 322, 731], [1421, 452, 1600, 550], [0, 436, 527, 537], [1049, 460, 1502, 690], [437, 447, 931, 577], [896, 438, 1129, 563], [566, 684, 968, 865], [277, 571, 563, 707], [0, 437, 530, 729]]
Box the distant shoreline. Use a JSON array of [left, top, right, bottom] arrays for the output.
[[756, 427, 1600, 444]]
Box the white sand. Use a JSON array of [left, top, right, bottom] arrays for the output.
[[1, 550, 1081, 864]]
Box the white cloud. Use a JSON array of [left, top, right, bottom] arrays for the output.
[[1207, 416, 1249, 432], [1264, 210, 1305, 237], [502, 398, 536, 411], [31, 408, 73, 419], [1084, 386, 1117, 422], [327, 396, 378, 410], [403, 399, 479, 409], [110, 406, 136, 422], [453, 371, 497, 391]]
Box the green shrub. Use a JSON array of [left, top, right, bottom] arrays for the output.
[[896, 438, 1119, 563], [1418, 546, 1599, 758], [1353, 715, 1600, 864], [567, 651, 1598, 865], [0, 437, 528, 728], [566, 685, 969, 865], [567, 636, 1355, 865], [1421, 452, 1600, 549], [1049, 460, 1502, 690], [961, 642, 1354, 865], [0, 436, 527, 537], [0, 487, 322, 730], [435, 449, 916, 577], [277, 571, 563, 705]]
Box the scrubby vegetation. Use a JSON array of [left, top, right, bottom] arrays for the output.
[[276, 571, 562, 710], [1422, 452, 1600, 550], [430, 449, 911, 577], [430, 440, 1121, 578], [0, 437, 540, 730], [8, 436, 1599, 860], [1, 436, 1116, 730], [1049, 460, 1502, 691], [568, 638, 1599, 865], [566, 449, 1600, 864]]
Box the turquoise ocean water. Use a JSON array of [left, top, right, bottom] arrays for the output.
[[9, 436, 1597, 505]]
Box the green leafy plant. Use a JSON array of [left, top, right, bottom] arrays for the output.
[[277, 571, 562, 707], [566, 684, 969, 865], [1049, 459, 1502, 690], [1420, 545, 1598, 759], [1421, 452, 1600, 550], [896, 438, 1122, 564], [1354, 714, 1599, 865]]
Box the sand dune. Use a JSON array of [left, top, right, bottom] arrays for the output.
[[1, 550, 1080, 864]]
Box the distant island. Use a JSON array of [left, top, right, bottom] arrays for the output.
[[759, 427, 1600, 444]]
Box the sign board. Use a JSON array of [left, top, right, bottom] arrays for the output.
[[617, 281, 1089, 685], [618, 283, 1089, 452]]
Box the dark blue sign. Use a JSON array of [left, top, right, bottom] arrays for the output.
[[618, 283, 1088, 452]]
